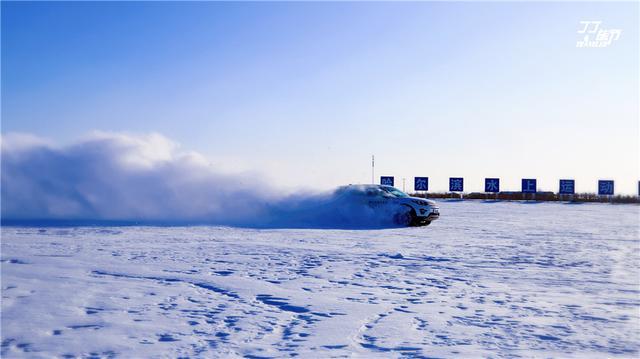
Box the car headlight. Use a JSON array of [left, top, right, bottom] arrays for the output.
[[411, 200, 430, 206]]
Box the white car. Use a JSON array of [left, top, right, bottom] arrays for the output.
[[337, 184, 440, 226]]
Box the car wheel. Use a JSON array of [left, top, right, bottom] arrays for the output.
[[394, 207, 416, 226]]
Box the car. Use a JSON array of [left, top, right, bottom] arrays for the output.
[[337, 184, 440, 226]]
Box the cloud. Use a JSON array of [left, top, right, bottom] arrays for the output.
[[1, 132, 403, 228]]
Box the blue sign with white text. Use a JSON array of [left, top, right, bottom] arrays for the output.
[[598, 180, 614, 195], [380, 176, 394, 186], [414, 177, 428, 191], [484, 178, 500, 193], [522, 179, 537, 193], [449, 177, 464, 192], [559, 179, 575, 194]]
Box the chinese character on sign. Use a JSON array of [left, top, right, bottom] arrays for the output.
[[576, 20, 622, 48], [414, 177, 428, 191], [559, 179, 575, 195], [522, 179, 537, 193], [449, 177, 464, 192], [380, 176, 394, 186], [598, 180, 614, 195], [485, 178, 500, 193]]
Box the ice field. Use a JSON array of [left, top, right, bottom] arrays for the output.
[[2, 200, 639, 358]]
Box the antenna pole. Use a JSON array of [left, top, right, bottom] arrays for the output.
[[371, 155, 375, 184]]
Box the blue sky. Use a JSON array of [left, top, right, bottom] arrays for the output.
[[2, 1, 638, 194]]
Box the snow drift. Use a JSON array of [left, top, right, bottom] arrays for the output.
[[1, 132, 402, 228]]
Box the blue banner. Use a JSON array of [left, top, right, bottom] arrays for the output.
[[414, 177, 428, 191], [559, 179, 575, 194], [598, 180, 614, 195], [484, 178, 500, 193], [522, 179, 537, 193], [380, 176, 394, 186], [449, 177, 464, 192]]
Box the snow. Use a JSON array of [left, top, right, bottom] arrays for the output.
[[2, 200, 639, 358]]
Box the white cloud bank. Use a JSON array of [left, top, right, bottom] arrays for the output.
[[1, 132, 401, 228]]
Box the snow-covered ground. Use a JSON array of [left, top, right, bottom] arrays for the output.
[[2, 200, 639, 358]]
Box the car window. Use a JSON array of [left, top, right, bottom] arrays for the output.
[[381, 187, 409, 198]]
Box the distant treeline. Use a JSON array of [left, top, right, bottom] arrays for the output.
[[411, 192, 640, 204]]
